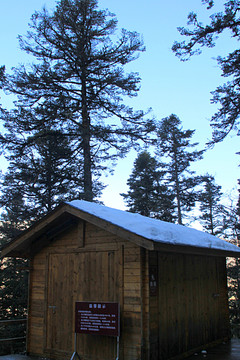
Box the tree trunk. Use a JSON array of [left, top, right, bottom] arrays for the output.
[[81, 72, 93, 202], [173, 151, 182, 225]]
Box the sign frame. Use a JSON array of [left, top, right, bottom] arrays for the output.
[[75, 301, 120, 337]]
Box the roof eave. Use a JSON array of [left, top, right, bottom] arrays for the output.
[[0, 203, 74, 258], [153, 241, 240, 258], [0, 203, 155, 258]]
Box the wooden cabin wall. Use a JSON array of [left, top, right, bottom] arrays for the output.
[[148, 252, 230, 360], [27, 219, 147, 360]]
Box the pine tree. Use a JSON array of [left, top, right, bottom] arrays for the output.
[[121, 151, 176, 222], [0, 189, 29, 353], [156, 114, 204, 225], [172, 0, 240, 144], [1, 0, 154, 201], [198, 174, 224, 235], [0, 258, 28, 320], [0, 128, 87, 222]]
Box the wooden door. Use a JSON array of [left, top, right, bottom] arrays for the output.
[[46, 253, 74, 354], [46, 250, 121, 358]]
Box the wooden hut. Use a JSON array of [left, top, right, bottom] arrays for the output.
[[1, 200, 240, 360]]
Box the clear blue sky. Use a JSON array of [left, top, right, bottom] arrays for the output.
[[0, 0, 239, 210]]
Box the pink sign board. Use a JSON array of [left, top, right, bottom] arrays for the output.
[[75, 301, 120, 337]]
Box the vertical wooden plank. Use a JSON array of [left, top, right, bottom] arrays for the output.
[[122, 243, 142, 360], [77, 221, 85, 248]]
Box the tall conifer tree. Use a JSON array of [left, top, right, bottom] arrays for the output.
[[198, 174, 223, 235], [1, 0, 153, 202], [156, 114, 204, 224], [121, 151, 176, 222]]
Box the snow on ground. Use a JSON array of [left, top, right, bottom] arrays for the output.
[[68, 200, 240, 253]]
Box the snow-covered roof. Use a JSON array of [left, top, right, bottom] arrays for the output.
[[68, 200, 240, 254], [2, 200, 240, 258]]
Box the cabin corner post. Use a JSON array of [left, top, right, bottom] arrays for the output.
[[221, 257, 232, 341], [122, 242, 143, 359], [140, 247, 150, 360], [26, 257, 33, 354], [148, 251, 159, 360]]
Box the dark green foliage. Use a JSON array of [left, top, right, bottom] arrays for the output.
[[0, 170, 29, 353], [156, 114, 204, 224], [0, 128, 86, 221], [0, 169, 29, 354], [0, 258, 28, 355], [0, 258, 28, 319], [121, 151, 176, 222], [198, 174, 224, 235], [219, 186, 240, 338], [1, 0, 154, 202], [0, 188, 29, 340], [172, 0, 240, 144], [0, 230, 28, 353], [228, 257, 240, 338]]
